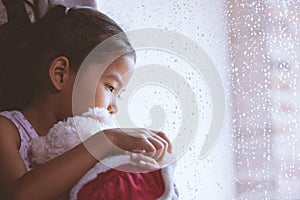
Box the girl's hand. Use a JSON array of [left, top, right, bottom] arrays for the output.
[[129, 152, 160, 170], [129, 153, 179, 200], [102, 128, 172, 162]]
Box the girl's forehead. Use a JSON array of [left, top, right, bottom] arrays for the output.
[[103, 56, 135, 75], [84, 55, 134, 81]]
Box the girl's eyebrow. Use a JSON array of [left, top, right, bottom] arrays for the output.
[[104, 74, 123, 87]]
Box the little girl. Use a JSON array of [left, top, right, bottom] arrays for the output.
[[0, 2, 173, 200]]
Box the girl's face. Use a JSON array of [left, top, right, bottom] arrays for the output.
[[95, 55, 135, 115]]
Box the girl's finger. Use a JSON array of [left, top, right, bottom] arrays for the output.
[[151, 130, 172, 153], [137, 160, 160, 171], [142, 139, 157, 158], [150, 130, 169, 161], [148, 136, 164, 161], [130, 152, 159, 166], [153, 134, 168, 162]]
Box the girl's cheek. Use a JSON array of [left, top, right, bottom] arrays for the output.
[[95, 92, 110, 108], [94, 89, 105, 107]]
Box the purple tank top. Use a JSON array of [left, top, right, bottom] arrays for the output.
[[0, 110, 39, 170]]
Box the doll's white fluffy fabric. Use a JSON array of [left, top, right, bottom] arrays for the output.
[[28, 107, 136, 200]]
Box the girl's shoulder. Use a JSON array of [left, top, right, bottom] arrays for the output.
[[0, 111, 20, 133], [0, 110, 39, 148], [0, 110, 39, 170], [0, 115, 29, 187], [0, 113, 21, 150], [0, 110, 38, 138], [0, 111, 24, 141]]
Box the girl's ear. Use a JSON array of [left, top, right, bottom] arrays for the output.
[[48, 56, 71, 91]]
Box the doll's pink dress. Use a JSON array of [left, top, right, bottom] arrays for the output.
[[77, 164, 165, 200], [0, 110, 39, 170]]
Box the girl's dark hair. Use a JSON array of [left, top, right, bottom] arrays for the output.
[[0, 3, 135, 111]]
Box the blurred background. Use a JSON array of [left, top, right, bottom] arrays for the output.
[[97, 0, 300, 199]]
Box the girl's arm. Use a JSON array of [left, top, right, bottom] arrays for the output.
[[0, 116, 110, 200], [0, 117, 171, 200]]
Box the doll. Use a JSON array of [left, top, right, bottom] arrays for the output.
[[28, 107, 177, 200]]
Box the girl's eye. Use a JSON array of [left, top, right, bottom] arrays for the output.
[[106, 85, 115, 92]]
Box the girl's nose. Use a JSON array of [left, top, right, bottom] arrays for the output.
[[108, 103, 118, 115]]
